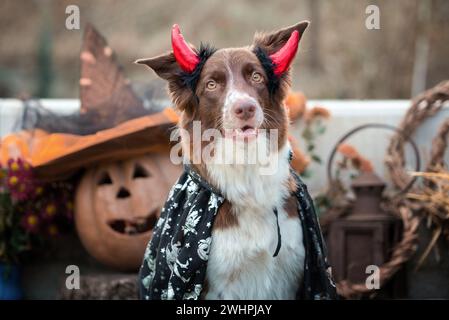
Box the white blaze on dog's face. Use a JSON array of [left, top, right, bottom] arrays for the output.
[[195, 49, 273, 165], [136, 21, 309, 163], [202, 49, 266, 141]]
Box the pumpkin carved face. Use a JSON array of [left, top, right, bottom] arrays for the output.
[[75, 153, 181, 271]]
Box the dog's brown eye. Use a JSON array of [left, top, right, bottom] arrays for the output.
[[251, 72, 263, 83], [206, 80, 217, 90]]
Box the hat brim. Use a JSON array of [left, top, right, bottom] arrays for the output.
[[1, 108, 179, 181]]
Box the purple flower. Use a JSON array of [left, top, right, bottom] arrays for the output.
[[41, 202, 57, 221], [46, 224, 59, 237], [6, 158, 37, 201], [0, 164, 6, 192], [65, 200, 74, 220], [21, 212, 41, 234]]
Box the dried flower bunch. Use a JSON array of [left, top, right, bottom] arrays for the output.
[[407, 169, 449, 269], [336, 143, 374, 174], [284, 91, 331, 177], [313, 143, 375, 216], [0, 158, 74, 263]]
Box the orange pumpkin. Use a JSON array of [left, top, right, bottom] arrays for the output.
[[0, 25, 183, 272], [75, 153, 181, 271]]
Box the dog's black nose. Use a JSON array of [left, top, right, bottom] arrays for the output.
[[116, 187, 131, 199], [234, 102, 256, 120]]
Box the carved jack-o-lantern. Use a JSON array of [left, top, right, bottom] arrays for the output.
[[0, 25, 182, 271], [75, 153, 180, 271]]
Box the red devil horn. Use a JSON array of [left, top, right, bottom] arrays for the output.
[[269, 30, 300, 76], [171, 24, 200, 73]]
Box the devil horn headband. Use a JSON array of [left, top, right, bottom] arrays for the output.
[[171, 24, 200, 73], [172, 24, 300, 78], [269, 30, 300, 76]]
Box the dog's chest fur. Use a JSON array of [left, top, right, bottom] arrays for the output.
[[203, 145, 305, 299]]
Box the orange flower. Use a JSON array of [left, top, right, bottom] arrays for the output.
[[289, 135, 311, 174], [337, 143, 373, 173], [284, 91, 306, 122], [359, 159, 374, 173], [337, 144, 359, 159], [304, 106, 331, 124]]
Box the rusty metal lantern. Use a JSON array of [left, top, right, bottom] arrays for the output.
[[328, 171, 401, 284], [325, 123, 421, 297]]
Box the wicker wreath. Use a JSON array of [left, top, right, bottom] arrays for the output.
[[386, 81, 449, 191], [404, 82, 449, 269], [428, 117, 449, 172], [390, 81, 449, 265]]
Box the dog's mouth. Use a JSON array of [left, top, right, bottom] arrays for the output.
[[108, 208, 159, 235], [223, 125, 259, 140]]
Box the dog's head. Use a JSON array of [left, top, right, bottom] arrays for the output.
[[137, 22, 308, 162]]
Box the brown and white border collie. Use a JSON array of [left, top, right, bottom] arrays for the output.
[[137, 21, 309, 299]]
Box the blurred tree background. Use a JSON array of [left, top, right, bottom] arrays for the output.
[[0, 0, 448, 99]]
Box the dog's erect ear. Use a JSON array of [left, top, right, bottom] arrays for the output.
[[135, 24, 200, 80], [253, 21, 309, 76], [136, 52, 197, 115], [135, 25, 204, 116], [253, 21, 309, 55], [135, 52, 180, 81], [136, 25, 216, 116]]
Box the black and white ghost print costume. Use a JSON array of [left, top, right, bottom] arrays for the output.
[[139, 164, 337, 300]]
